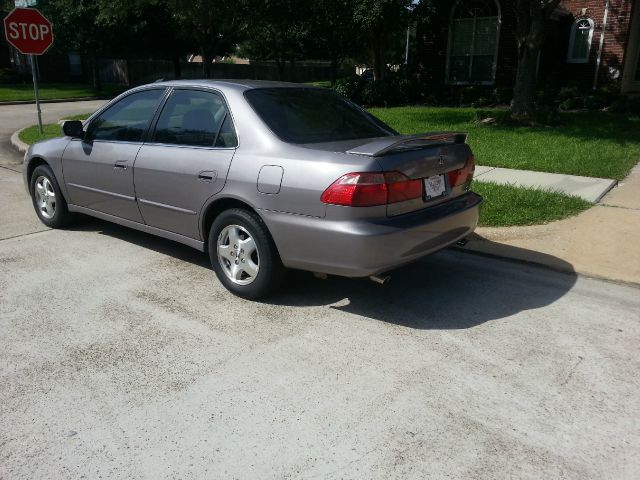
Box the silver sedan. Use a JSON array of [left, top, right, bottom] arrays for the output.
[[24, 80, 482, 298]]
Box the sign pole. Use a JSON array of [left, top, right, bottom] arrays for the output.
[[30, 54, 43, 134]]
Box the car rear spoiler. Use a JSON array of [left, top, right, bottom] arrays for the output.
[[346, 132, 468, 157]]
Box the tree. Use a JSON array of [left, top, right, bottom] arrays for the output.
[[95, 0, 192, 79], [239, 0, 313, 81], [169, 0, 246, 78], [38, 0, 191, 86], [307, 0, 365, 85], [353, 0, 411, 80], [512, 0, 562, 120]]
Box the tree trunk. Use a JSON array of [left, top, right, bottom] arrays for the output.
[[511, 0, 561, 121], [90, 56, 101, 91], [275, 58, 286, 81], [330, 57, 338, 86], [172, 54, 182, 79], [511, 45, 539, 119], [372, 34, 383, 81], [202, 52, 212, 79], [289, 58, 296, 82]]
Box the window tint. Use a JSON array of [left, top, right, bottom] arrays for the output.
[[244, 88, 395, 144], [87, 89, 164, 142], [215, 114, 238, 147], [153, 90, 233, 147]]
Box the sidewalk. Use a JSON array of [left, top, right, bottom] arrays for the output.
[[475, 165, 617, 203], [462, 164, 640, 285]]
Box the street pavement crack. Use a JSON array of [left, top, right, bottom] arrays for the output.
[[599, 203, 640, 211], [0, 164, 21, 174], [0, 229, 51, 242]]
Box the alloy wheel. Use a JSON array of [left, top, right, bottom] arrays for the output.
[[34, 175, 56, 219], [217, 224, 260, 285]]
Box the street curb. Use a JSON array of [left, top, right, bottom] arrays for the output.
[[10, 128, 29, 154], [0, 96, 112, 106], [452, 244, 640, 289]]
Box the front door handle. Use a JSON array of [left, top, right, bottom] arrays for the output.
[[198, 170, 217, 182], [114, 160, 128, 171]]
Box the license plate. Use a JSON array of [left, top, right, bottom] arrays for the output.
[[424, 174, 446, 199]]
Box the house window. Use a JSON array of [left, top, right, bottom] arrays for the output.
[[447, 0, 501, 84], [567, 18, 594, 63]]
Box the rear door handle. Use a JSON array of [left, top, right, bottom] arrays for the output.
[[198, 170, 217, 182], [114, 160, 128, 171]]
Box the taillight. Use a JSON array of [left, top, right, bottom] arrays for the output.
[[448, 154, 475, 188], [321, 171, 422, 207], [385, 171, 423, 203]]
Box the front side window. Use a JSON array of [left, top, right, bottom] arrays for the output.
[[153, 89, 236, 148], [245, 88, 396, 144], [447, 0, 501, 84], [87, 89, 165, 142], [567, 18, 594, 64]]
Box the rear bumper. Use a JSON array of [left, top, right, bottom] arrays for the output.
[[261, 192, 482, 277]]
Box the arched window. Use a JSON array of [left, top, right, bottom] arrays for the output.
[[567, 18, 594, 63], [446, 0, 501, 84]]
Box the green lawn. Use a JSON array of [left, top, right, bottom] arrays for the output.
[[61, 112, 93, 121], [474, 182, 591, 227], [18, 113, 92, 145], [369, 107, 640, 180], [18, 123, 62, 145], [0, 83, 125, 102]]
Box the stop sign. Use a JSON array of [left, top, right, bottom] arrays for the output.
[[3, 8, 54, 55]]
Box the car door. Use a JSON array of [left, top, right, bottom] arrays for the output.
[[133, 88, 238, 239], [61, 88, 166, 222]]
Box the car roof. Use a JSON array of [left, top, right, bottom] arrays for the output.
[[145, 79, 322, 92]]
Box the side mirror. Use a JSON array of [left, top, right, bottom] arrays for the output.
[[63, 120, 85, 139]]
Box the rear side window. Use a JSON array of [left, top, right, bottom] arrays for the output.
[[244, 88, 395, 144], [87, 89, 165, 142], [153, 89, 237, 148]]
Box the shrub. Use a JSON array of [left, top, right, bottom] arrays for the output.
[[493, 87, 512, 105], [585, 94, 609, 111], [608, 97, 627, 113], [0, 68, 20, 84], [557, 85, 582, 102], [361, 79, 392, 106], [471, 97, 491, 108], [559, 97, 585, 111], [627, 96, 640, 115], [333, 75, 363, 103]]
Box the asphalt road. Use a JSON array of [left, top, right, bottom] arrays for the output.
[[1, 103, 639, 479]]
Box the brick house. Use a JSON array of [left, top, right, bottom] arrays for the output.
[[415, 0, 640, 94]]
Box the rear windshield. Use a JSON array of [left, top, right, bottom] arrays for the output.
[[244, 88, 396, 144]]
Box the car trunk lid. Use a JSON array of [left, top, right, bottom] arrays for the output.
[[305, 132, 475, 217], [346, 132, 475, 216]]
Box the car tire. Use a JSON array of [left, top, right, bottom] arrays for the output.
[[209, 208, 285, 299], [30, 164, 75, 228]]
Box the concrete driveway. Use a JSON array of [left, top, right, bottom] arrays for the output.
[[0, 100, 106, 169], [1, 103, 639, 479]]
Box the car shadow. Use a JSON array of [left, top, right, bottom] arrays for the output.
[[267, 244, 577, 330], [73, 218, 578, 330]]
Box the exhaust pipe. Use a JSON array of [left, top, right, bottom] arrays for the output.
[[369, 274, 391, 285], [456, 238, 468, 247]]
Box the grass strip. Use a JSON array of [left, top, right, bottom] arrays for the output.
[[474, 181, 591, 227]]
